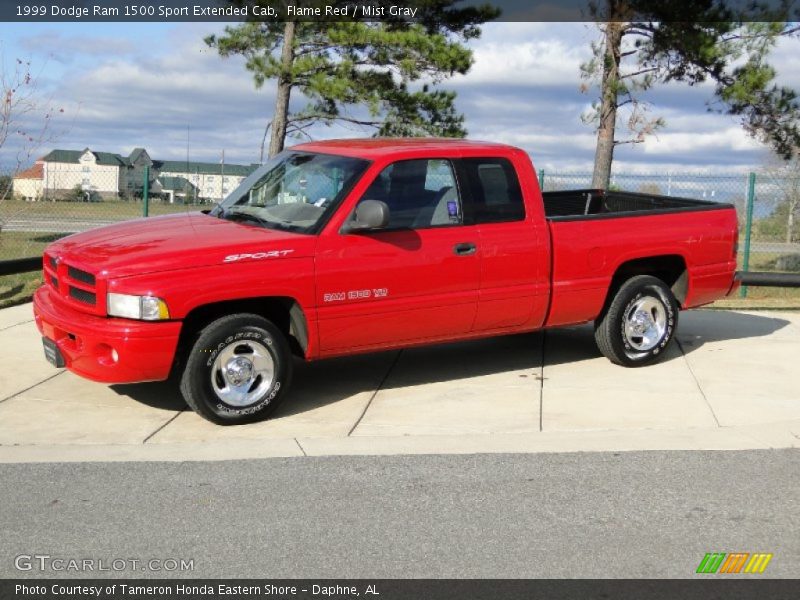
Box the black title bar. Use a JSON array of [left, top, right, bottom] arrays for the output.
[[2, 0, 799, 22], [3, 579, 800, 600]]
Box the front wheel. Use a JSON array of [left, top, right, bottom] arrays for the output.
[[180, 314, 293, 425], [594, 275, 678, 367]]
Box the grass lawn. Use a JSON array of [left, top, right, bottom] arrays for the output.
[[1, 204, 798, 310], [0, 198, 203, 220], [712, 295, 800, 310], [0, 271, 42, 309], [715, 250, 800, 309], [0, 201, 203, 307], [0, 199, 206, 261], [3, 278, 798, 314], [0, 231, 69, 262]]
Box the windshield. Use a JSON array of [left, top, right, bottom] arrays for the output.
[[211, 151, 369, 234]]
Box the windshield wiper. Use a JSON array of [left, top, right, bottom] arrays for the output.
[[223, 209, 273, 228], [272, 219, 301, 231]]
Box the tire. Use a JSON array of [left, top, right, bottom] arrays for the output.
[[179, 313, 293, 425], [594, 275, 679, 367]]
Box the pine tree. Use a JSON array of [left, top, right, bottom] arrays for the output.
[[206, 1, 499, 159], [581, 1, 800, 188]]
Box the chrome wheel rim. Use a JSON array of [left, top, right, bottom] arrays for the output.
[[211, 340, 274, 407], [623, 296, 667, 352]]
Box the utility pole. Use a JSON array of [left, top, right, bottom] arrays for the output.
[[220, 149, 225, 202], [186, 125, 190, 172]]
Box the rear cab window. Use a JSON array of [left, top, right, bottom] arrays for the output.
[[458, 157, 525, 224]]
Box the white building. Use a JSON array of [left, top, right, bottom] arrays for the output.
[[12, 147, 256, 202], [12, 162, 44, 201], [156, 160, 254, 203]]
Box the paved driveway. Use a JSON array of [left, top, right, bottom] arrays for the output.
[[0, 303, 798, 462]]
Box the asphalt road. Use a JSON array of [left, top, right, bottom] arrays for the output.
[[1, 217, 120, 233], [1, 449, 798, 579]]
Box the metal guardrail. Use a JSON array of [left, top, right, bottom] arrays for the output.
[[736, 271, 800, 288], [3, 250, 799, 293], [2, 166, 799, 287], [0, 256, 40, 276]]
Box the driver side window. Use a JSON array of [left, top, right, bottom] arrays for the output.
[[359, 159, 462, 230]]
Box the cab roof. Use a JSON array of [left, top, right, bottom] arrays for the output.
[[289, 138, 519, 159]]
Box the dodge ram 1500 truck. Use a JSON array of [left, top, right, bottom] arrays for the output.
[[34, 139, 739, 424]]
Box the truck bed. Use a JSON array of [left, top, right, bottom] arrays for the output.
[[542, 189, 739, 329], [542, 189, 731, 220]]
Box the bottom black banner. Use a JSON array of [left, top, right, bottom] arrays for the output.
[[1, 579, 798, 600]]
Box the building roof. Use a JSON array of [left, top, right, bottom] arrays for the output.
[[155, 160, 255, 177], [95, 151, 129, 166], [158, 176, 196, 191], [14, 162, 44, 180], [128, 147, 150, 164], [38, 148, 255, 175], [42, 149, 128, 167]]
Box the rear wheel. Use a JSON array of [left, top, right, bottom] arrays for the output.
[[180, 313, 292, 425], [594, 275, 678, 367]]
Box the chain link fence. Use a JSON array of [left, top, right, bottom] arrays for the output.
[[1, 163, 250, 266], [2, 162, 799, 281], [539, 169, 800, 280]]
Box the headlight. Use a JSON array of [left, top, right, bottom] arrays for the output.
[[107, 293, 170, 320]]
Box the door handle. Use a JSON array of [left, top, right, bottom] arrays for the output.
[[453, 242, 477, 256]]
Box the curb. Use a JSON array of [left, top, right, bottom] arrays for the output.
[[1, 422, 797, 463]]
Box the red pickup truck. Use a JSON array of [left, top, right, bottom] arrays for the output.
[[34, 139, 739, 424]]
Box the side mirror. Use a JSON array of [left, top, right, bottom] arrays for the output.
[[342, 199, 390, 233]]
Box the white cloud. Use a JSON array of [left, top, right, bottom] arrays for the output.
[[449, 22, 792, 170], [770, 35, 800, 90], [4, 21, 796, 174], [34, 24, 274, 164], [641, 127, 763, 154], [452, 22, 592, 87], [18, 32, 136, 61]]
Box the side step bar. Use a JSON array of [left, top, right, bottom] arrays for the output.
[[736, 271, 800, 288]]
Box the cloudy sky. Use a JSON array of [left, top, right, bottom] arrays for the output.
[[1, 21, 798, 174]]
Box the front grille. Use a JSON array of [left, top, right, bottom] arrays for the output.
[[44, 255, 103, 313], [69, 287, 96, 305], [67, 266, 95, 286]]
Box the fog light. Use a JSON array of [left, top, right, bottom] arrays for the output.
[[96, 343, 119, 366]]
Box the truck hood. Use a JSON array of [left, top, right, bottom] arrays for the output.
[[47, 212, 315, 278]]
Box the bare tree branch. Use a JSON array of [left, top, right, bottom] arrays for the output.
[[620, 66, 659, 79]]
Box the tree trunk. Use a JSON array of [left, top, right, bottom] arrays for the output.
[[591, 21, 624, 189], [268, 21, 296, 158]]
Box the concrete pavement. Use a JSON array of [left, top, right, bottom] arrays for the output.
[[0, 303, 798, 462]]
